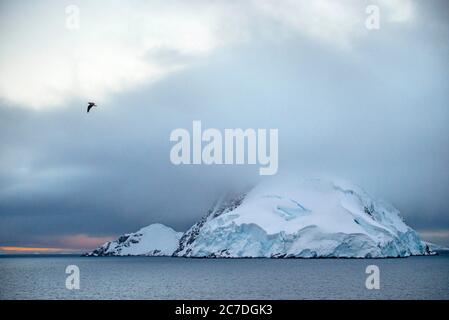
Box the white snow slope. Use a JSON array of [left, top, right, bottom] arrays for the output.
[[174, 178, 430, 258], [87, 223, 182, 256]]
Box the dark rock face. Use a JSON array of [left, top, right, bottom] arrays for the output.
[[173, 192, 246, 256]]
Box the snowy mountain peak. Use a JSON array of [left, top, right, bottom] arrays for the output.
[[86, 223, 182, 256], [174, 178, 428, 258]]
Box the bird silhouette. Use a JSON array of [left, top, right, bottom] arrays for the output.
[[87, 102, 97, 113]]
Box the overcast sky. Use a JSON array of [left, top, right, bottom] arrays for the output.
[[1, 0, 448, 251]]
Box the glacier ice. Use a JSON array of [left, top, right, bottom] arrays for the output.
[[174, 178, 430, 258]]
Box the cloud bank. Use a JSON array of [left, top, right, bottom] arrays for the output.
[[0, 0, 415, 109]]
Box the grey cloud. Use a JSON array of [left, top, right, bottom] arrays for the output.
[[0, 0, 448, 247]]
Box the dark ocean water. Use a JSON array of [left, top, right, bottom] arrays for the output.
[[0, 254, 448, 299]]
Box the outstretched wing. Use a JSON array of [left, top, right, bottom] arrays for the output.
[[87, 104, 94, 113]]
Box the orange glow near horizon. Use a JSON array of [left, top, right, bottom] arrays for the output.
[[0, 234, 115, 253], [0, 246, 70, 253], [0, 234, 116, 253]]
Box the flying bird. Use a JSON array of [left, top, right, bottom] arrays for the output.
[[87, 102, 97, 113]]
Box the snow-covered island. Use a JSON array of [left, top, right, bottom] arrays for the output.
[[86, 178, 433, 258]]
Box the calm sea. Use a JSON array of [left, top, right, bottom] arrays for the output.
[[1, 254, 448, 299]]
